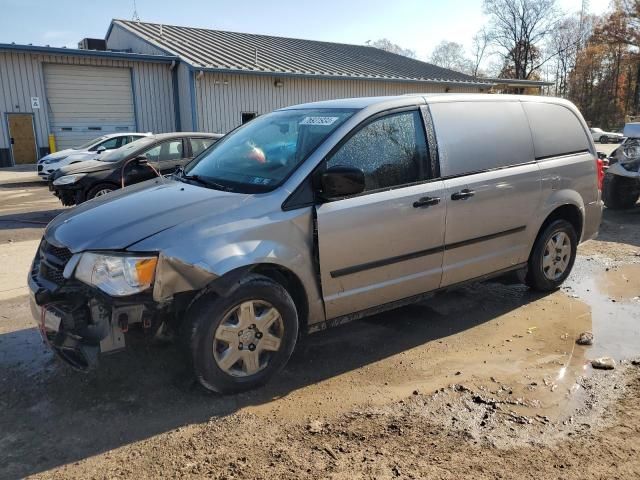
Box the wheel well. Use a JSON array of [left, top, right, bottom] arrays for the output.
[[540, 204, 583, 242], [250, 264, 309, 332]]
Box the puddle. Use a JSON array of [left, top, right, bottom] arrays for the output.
[[244, 256, 640, 423], [600, 264, 640, 301], [567, 260, 640, 360]]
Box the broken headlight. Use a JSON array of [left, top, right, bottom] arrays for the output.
[[75, 253, 158, 296], [621, 138, 640, 172]]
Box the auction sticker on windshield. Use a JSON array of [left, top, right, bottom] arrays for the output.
[[300, 116, 339, 126]]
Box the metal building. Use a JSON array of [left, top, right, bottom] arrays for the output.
[[0, 19, 549, 167], [106, 20, 493, 135], [0, 44, 179, 166]]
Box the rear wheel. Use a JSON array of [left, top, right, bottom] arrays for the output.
[[602, 174, 640, 209], [184, 275, 298, 394], [600, 136, 608, 144], [526, 219, 577, 291], [86, 183, 117, 201]]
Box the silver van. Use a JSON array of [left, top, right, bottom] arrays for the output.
[[29, 94, 602, 393]]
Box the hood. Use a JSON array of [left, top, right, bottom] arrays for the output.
[[45, 178, 253, 252], [40, 148, 74, 162], [56, 159, 114, 177]]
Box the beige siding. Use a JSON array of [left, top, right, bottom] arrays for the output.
[[0, 51, 175, 156], [195, 72, 483, 133]]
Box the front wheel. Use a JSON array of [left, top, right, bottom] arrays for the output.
[[525, 219, 577, 292], [184, 275, 299, 394], [86, 183, 117, 201], [600, 136, 608, 144]]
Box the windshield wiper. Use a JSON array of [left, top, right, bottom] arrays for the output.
[[175, 167, 233, 192]]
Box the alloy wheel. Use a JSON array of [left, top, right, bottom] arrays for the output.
[[542, 231, 571, 280], [212, 300, 284, 377]]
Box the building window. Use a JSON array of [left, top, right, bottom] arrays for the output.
[[241, 112, 257, 124]]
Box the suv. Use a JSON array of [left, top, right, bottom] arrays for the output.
[[50, 133, 221, 205], [37, 133, 151, 181], [602, 123, 640, 209], [28, 95, 602, 393]]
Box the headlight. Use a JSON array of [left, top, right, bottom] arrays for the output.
[[53, 173, 86, 186], [75, 252, 158, 296], [43, 155, 67, 164], [622, 139, 640, 172]]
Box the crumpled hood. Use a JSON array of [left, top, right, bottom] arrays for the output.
[[57, 159, 113, 176], [45, 178, 253, 252]]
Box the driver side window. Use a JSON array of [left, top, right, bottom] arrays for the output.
[[326, 110, 427, 193]]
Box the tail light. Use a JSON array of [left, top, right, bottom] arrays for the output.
[[596, 157, 605, 191]]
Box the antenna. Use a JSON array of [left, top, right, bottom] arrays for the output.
[[132, 0, 140, 21]]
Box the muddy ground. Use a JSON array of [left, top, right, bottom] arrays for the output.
[[0, 174, 639, 479]]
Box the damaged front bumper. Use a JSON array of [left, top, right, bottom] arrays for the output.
[[28, 240, 162, 369]]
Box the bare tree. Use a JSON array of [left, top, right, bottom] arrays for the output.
[[470, 28, 492, 77], [548, 17, 582, 97], [483, 0, 562, 79], [429, 41, 473, 73], [367, 39, 416, 58]]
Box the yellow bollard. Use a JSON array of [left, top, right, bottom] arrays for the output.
[[48, 134, 56, 154]]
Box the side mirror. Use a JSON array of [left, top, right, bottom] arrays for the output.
[[96, 146, 107, 153], [319, 165, 365, 199], [135, 155, 149, 166]]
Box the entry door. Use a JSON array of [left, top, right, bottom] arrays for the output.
[[7, 114, 37, 164], [315, 110, 446, 319]]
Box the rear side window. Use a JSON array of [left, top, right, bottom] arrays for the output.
[[326, 110, 427, 192], [430, 101, 534, 177], [190, 137, 217, 157], [144, 140, 184, 162], [522, 102, 591, 159]]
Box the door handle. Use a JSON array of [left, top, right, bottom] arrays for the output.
[[451, 189, 475, 201], [413, 196, 441, 208]]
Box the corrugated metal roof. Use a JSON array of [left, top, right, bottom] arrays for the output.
[[112, 20, 490, 85], [0, 42, 178, 63]]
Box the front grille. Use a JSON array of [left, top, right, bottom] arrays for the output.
[[38, 240, 73, 286], [45, 243, 73, 264]]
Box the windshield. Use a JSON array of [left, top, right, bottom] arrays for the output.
[[99, 137, 156, 162], [73, 136, 108, 150], [183, 108, 356, 193]]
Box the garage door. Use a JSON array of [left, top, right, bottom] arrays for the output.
[[44, 64, 136, 150]]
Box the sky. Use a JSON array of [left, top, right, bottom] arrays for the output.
[[0, 0, 613, 62]]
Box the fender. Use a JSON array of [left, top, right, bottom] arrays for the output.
[[529, 188, 585, 242]]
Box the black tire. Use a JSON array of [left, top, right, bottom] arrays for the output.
[[525, 219, 577, 292], [600, 136, 608, 144], [85, 183, 117, 201], [602, 174, 640, 210], [184, 274, 298, 394]]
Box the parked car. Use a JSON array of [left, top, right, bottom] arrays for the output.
[[37, 133, 152, 180], [29, 94, 602, 393], [602, 123, 640, 209], [50, 133, 221, 205], [590, 127, 623, 144]]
